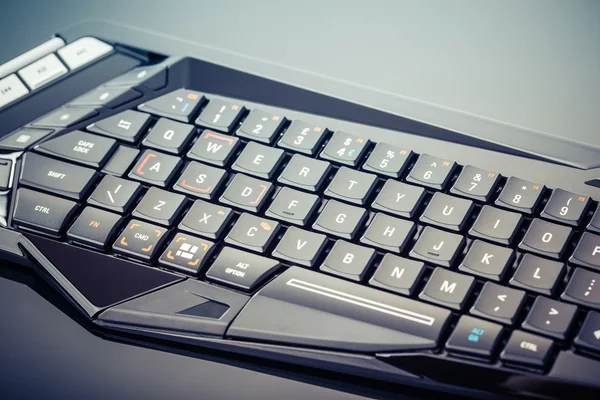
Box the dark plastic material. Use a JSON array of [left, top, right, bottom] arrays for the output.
[[24, 233, 182, 309], [98, 279, 249, 338]]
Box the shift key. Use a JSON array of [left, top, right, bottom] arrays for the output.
[[19, 153, 98, 200]]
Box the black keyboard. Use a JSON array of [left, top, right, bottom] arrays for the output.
[[1, 36, 600, 399]]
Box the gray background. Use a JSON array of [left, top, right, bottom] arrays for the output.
[[1, 1, 598, 399], [2, 0, 599, 147]]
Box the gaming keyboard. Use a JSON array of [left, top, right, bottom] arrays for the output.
[[1, 36, 600, 399]]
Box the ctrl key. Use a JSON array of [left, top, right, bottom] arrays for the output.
[[206, 247, 281, 292], [13, 188, 78, 237], [500, 330, 554, 368]]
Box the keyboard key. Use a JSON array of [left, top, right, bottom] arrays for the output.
[[495, 177, 545, 215], [12, 188, 78, 237], [278, 120, 327, 155], [500, 330, 553, 368], [228, 266, 452, 352], [362, 143, 412, 178], [138, 89, 205, 123], [419, 268, 475, 310], [101, 146, 139, 177], [446, 316, 503, 358], [510, 254, 565, 296], [371, 180, 425, 219], [522, 297, 576, 340], [225, 213, 280, 253], [0, 74, 29, 109], [232, 141, 285, 179], [406, 154, 456, 190], [206, 247, 280, 291], [320, 131, 369, 167], [128, 149, 182, 187], [277, 154, 331, 192], [112, 219, 168, 261], [219, 174, 273, 213], [419, 193, 475, 232], [458, 240, 514, 281], [33, 107, 98, 128], [195, 98, 246, 132], [0, 159, 10, 190], [70, 87, 141, 109], [360, 213, 416, 253], [88, 175, 142, 213], [324, 167, 377, 205], [179, 200, 233, 239], [132, 187, 187, 226], [312, 200, 368, 240], [518, 219, 573, 259], [87, 110, 152, 143], [142, 118, 196, 154], [570, 232, 600, 271], [67, 207, 122, 248], [236, 109, 286, 144], [409, 226, 465, 268], [471, 282, 526, 325], [272, 226, 327, 267], [19, 153, 97, 200], [265, 187, 319, 226], [450, 166, 500, 203], [469, 205, 523, 245], [36, 130, 118, 168], [172, 161, 227, 200], [320, 240, 376, 282], [57, 37, 113, 70], [540, 189, 590, 226], [105, 65, 167, 90], [574, 311, 600, 353], [187, 130, 240, 167], [369, 255, 425, 296], [588, 208, 600, 234], [18, 53, 67, 89], [562, 268, 600, 309], [158, 233, 215, 275], [0, 127, 52, 151]]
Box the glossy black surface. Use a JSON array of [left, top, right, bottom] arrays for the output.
[[24, 233, 182, 309]]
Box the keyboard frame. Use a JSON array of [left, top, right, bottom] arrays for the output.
[[1, 39, 600, 399]]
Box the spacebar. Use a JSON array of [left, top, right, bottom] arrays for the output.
[[227, 266, 451, 353]]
